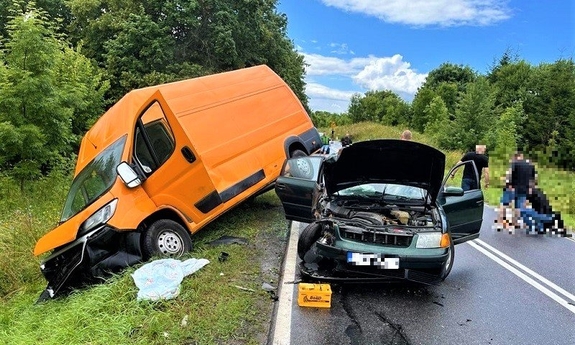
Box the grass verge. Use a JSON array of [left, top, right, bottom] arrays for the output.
[[0, 179, 288, 345]]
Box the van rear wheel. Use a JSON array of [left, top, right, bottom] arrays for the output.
[[142, 220, 192, 259]]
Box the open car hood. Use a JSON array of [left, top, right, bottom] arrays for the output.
[[323, 139, 446, 204]]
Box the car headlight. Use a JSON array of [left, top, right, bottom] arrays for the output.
[[80, 199, 118, 236], [416, 232, 450, 248]]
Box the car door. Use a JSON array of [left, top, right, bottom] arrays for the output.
[[438, 160, 484, 244], [275, 156, 324, 223], [133, 91, 223, 227]]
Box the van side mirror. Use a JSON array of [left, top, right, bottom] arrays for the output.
[[117, 162, 142, 188]]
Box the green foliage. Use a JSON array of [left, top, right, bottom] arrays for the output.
[[346, 90, 410, 125], [522, 59, 575, 169], [0, 4, 108, 186], [484, 105, 520, 176], [311, 110, 352, 128], [447, 77, 496, 151], [423, 96, 450, 145], [0, 189, 286, 344], [66, 0, 308, 108]]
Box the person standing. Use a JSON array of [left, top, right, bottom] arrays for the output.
[[509, 151, 536, 229], [451, 145, 489, 191], [341, 133, 352, 147]]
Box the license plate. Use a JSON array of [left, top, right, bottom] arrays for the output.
[[347, 252, 399, 269]]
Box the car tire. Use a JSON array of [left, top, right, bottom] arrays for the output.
[[290, 149, 307, 158], [439, 240, 455, 281], [298, 222, 323, 260], [290, 157, 315, 179], [142, 219, 193, 260]]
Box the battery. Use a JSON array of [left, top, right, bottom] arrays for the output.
[[297, 283, 332, 308]]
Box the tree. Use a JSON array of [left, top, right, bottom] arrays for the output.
[[522, 59, 575, 169], [66, 0, 308, 109], [423, 96, 450, 146], [450, 77, 496, 151], [346, 90, 409, 125], [0, 5, 108, 189], [410, 86, 437, 132]]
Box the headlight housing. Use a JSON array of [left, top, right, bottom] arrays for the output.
[[79, 199, 118, 236], [416, 232, 450, 248]]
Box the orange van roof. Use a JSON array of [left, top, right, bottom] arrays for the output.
[[75, 65, 287, 174]]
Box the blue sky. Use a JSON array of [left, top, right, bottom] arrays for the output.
[[277, 0, 575, 113]]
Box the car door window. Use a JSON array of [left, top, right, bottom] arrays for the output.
[[133, 101, 175, 175], [444, 161, 480, 191]]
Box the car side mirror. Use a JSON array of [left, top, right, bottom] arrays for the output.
[[443, 186, 464, 197], [117, 162, 142, 188]]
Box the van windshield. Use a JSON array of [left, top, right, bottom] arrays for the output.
[[60, 136, 127, 222]]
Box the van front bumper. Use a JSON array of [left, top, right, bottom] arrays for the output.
[[38, 225, 142, 302]]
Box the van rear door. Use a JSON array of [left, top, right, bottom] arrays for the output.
[[133, 90, 223, 227]]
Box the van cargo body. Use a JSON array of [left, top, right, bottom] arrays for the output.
[[34, 65, 320, 300]]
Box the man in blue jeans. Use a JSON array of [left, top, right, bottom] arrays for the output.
[[521, 187, 566, 235], [509, 151, 536, 229]]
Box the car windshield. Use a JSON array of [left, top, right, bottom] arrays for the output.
[[60, 136, 126, 222], [336, 183, 426, 201]]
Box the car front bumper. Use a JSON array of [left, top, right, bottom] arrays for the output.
[[299, 241, 449, 285]]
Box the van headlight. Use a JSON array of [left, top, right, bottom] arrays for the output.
[[80, 199, 118, 236], [416, 232, 445, 248]]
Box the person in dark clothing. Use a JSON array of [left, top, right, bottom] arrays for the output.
[[522, 187, 566, 235], [341, 133, 352, 147], [510, 151, 535, 210], [452, 145, 489, 191]]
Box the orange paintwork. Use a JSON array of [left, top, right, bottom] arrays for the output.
[[35, 65, 316, 256]]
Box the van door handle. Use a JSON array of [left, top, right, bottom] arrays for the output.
[[181, 146, 196, 163], [276, 183, 286, 190]]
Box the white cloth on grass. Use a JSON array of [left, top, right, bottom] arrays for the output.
[[131, 258, 210, 301]]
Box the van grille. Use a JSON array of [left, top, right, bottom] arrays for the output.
[[340, 227, 412, 247]]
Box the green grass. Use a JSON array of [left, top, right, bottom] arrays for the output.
[[0, 175, 287, 345]]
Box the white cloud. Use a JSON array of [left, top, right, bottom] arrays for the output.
[[306, 82, 357, 102], [353, 54, 428, 94], [320, 0, 511, 26], [302, 53, 427, 97]]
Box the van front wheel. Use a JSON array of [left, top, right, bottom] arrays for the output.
[[290, 149, 307, 158], [142, 220, 192, 259]]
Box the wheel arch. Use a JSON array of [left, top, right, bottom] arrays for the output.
[[284, 136, 309, 158], [138, 208, 191, 239]]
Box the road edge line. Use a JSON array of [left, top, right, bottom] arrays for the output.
[[271, 221, 299, 345]]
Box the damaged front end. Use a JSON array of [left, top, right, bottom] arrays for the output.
[[298, 202, 450, 286], [38, 225, 142, 302]]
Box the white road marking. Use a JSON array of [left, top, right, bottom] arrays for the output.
[[272, 221, 299, 345], [474, 239, 575, 303], [468, 240, 575, 314]]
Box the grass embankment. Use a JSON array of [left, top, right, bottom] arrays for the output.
[[0, 173, 287, 345], [328, 122, 575, 228]]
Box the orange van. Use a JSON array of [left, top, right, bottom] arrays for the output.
[[34, 65, 321, 299]]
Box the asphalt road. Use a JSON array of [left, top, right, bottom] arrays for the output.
[[270, 206, 575, 345]]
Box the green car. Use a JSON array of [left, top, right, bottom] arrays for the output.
[[275, 139, 484, 284]]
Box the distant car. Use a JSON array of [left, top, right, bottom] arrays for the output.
[[275, 139, 484, 284]]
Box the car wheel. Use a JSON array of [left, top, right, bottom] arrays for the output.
[[291, 157, 314, 179], [142, 219, 193, 260], [297, 222, 323, 260], [290, 149, 307, 158], [440, 240, 455, 281]]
